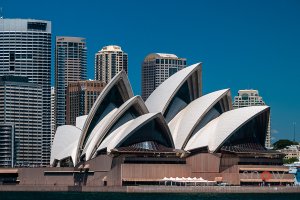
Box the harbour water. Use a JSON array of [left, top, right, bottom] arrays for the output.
[[0, 192, 300, 200]]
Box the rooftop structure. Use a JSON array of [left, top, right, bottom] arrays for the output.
[[233, 90, 265, 108], [99, 45, 123, 52]]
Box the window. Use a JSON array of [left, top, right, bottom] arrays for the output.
[[10, 65, 15, 71], [169, 68, 178, 76], [27, 22, 47, 31], [9, 52, 15, 62], [241, 94, 248, 100], [68, 42, 78, 47]]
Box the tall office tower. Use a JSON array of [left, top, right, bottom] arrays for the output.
[[55, 37, 87, 128], [51, 87, 56, 146], [66, 80, 106, 126], [0, 124, 14, 167], [233, 89, 271, 148], [0, 76, 42, 167], [95, 45, 128, 83], [0, 19, 51, 166], [141, 53, 187, 100]]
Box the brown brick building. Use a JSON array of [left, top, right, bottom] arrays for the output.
[[66, 80, 106, 125]]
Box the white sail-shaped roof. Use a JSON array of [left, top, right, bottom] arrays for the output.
[[145, 63, 202, 118], [169, 89, 231, 149], [81, 108, 118, 159], [75, 71, 133, 164], [185, 106, 270, 153], [75, 115, 88, 130], [50, 125, 81, 166], [82, 96, 148, 160], [96, 113, 174, 155]]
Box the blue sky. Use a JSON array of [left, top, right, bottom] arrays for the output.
[[1, 0, 299, 142]]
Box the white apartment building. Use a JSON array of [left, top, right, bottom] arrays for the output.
[[95, 45, 128, 83]]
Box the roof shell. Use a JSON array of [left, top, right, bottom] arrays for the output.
[[185, 106, 270, 152], [145, 63, 202, 115], [81, 108, 118, 159], [76, 115, 88, 130], [50, 125, 81, 166], [82, 96, 148, 160], [75, 71, 133, 164], [169, 89, 231, 149], [96, 113, 174, 154]]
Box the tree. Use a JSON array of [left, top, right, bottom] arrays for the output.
[[283, 157, 299, 164], [273, 139, 298, 150]]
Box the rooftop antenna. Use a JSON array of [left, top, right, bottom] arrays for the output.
[[293, 122, 296, 142]]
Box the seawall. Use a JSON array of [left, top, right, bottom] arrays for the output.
[[0, 185, 300, 193]]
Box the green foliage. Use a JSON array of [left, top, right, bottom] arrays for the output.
[[273, 139, 298, 150], [283, 157, 299, 164]]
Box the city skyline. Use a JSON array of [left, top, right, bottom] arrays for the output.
[[0, 0, 299, 141]]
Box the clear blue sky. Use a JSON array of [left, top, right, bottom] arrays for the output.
[[1, 0, 299, 142]]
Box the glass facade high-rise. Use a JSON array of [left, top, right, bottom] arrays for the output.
[[55, 37, 87, 127], [141, 53, 187, 100], [0, 76, 42, 167], [95, 45, 128, 83], [51, 87, 55, 146], [233, 89, 271, 148], [0, 19, 51, 166]]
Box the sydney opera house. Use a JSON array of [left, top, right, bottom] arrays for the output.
[[0, 63, 294, 187]]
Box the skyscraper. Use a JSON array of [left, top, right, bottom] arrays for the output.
[[141, 53, 187, 100], [51, 87, 55, 146], [0, 76, 42, 166], [66, 80, 106, 126], [55, 37, 87, 127], [232, 89, 271, 148], [0, 19, 51, 166], [95, 45, 128, 83]]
